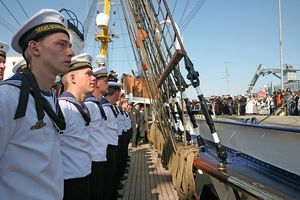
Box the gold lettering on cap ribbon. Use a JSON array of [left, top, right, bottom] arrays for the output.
[[35, 24, 65, 33], [72, 62, 92, 68]]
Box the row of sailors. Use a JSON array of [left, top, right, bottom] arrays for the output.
[[0, 9, 132, 200]]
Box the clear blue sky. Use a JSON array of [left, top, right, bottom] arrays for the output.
[[1, 0, 300, 97]]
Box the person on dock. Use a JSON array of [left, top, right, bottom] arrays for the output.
[[239, 95, 247, 115]]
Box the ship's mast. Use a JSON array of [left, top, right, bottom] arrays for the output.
[[95, 0, 111, 67]]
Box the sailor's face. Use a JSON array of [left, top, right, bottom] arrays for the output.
[[0, 56, 6, 80], [114, 90, 121, 103], [96, 77, 108, 95], [75, 67, 96, 94], [38, 33, 74, 75]]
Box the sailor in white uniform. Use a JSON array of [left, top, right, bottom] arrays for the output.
[[115, 93, 132, 183], [59, 53, 96, 200], [12, 58, 27, 73], [0, 41, 9, 80], [0, 9, 73, 200], [120, 94, 132, 168], [84, 66, 109, 200], [100, 73, 123, 200], [51, 75, 63, 97]]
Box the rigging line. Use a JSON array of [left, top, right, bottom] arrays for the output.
[[16, 0, 29, 19], [126, 1, 161, 96], [181, 0, 206, 32], [83, 0, 97, 48], [144, 3, 175, 87], [136, 1, 172, 97], [122, 2, 158, 109], [140, 1, 167, 75], [156, 0, 162, 16], [115, 1, 133, 70], [0, 20, 14, 33], [0, 16, 16, 31], [180, 0, 204, 27], [116, 2, 136, 72], [153, 0, 176, 61], [178, 0, 190, 28], [105, 59, 136, 62], [0, 0, 21, 26], [133, 1, 158, 74], [119, 0, 139, 71], [171, 0, 178, 16], [108, 45, 134, 49], [180, 0, 204, 31]]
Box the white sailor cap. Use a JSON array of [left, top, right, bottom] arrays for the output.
[[108, 73, 122, 87], [51, 75, 61, 86], [12, 58, 27, 73], [68, 53, 92, 72], [93, 66, 108, 79], [11, 9, 69, 53], [0, 41, 9, 58], [55, 75, 61, 84]]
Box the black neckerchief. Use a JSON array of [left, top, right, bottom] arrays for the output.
[[59, 91, 91, 126], [116, 105, 124, 115], [100, 98, 118, 118], [85, 94, 107, 120], [124, 111, 129, 117], [7, 69, 66, 133], [114, 105, 120, 115]]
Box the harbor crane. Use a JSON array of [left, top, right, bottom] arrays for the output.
[[247, 64, 300, 95]]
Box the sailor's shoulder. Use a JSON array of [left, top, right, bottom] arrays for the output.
[[0, 79, 22, 89], [58, 99, 77, 112], [85, 100, 97, 108], [85, 101, 101, 118], [0, 82, 21, 102]]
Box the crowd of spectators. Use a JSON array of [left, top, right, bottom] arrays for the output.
[[192, 88, 300, 116]]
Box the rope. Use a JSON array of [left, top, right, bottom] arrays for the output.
[[171, 146, 198, 199], [161, 136, 175, 169]]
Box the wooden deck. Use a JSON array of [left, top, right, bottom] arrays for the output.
[[119, 144, 178, 200]]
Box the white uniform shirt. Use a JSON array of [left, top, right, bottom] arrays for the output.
[[59, 100, 92, 179], [101, 103, 119, 146], [115, 106, 125, 136], [85, 101, 108, 162], [124, 111, 132, 131], [0, 83, 63, 200]]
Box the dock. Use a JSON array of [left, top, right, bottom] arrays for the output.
[[211, 115, 300, 128]]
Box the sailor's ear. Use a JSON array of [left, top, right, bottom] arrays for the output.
[[69, 73, 76, 84], [27, 40, 40, 56]]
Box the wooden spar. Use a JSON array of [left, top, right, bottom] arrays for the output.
[[193, 157, 228, 181], [157, 49, 185, 88]]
